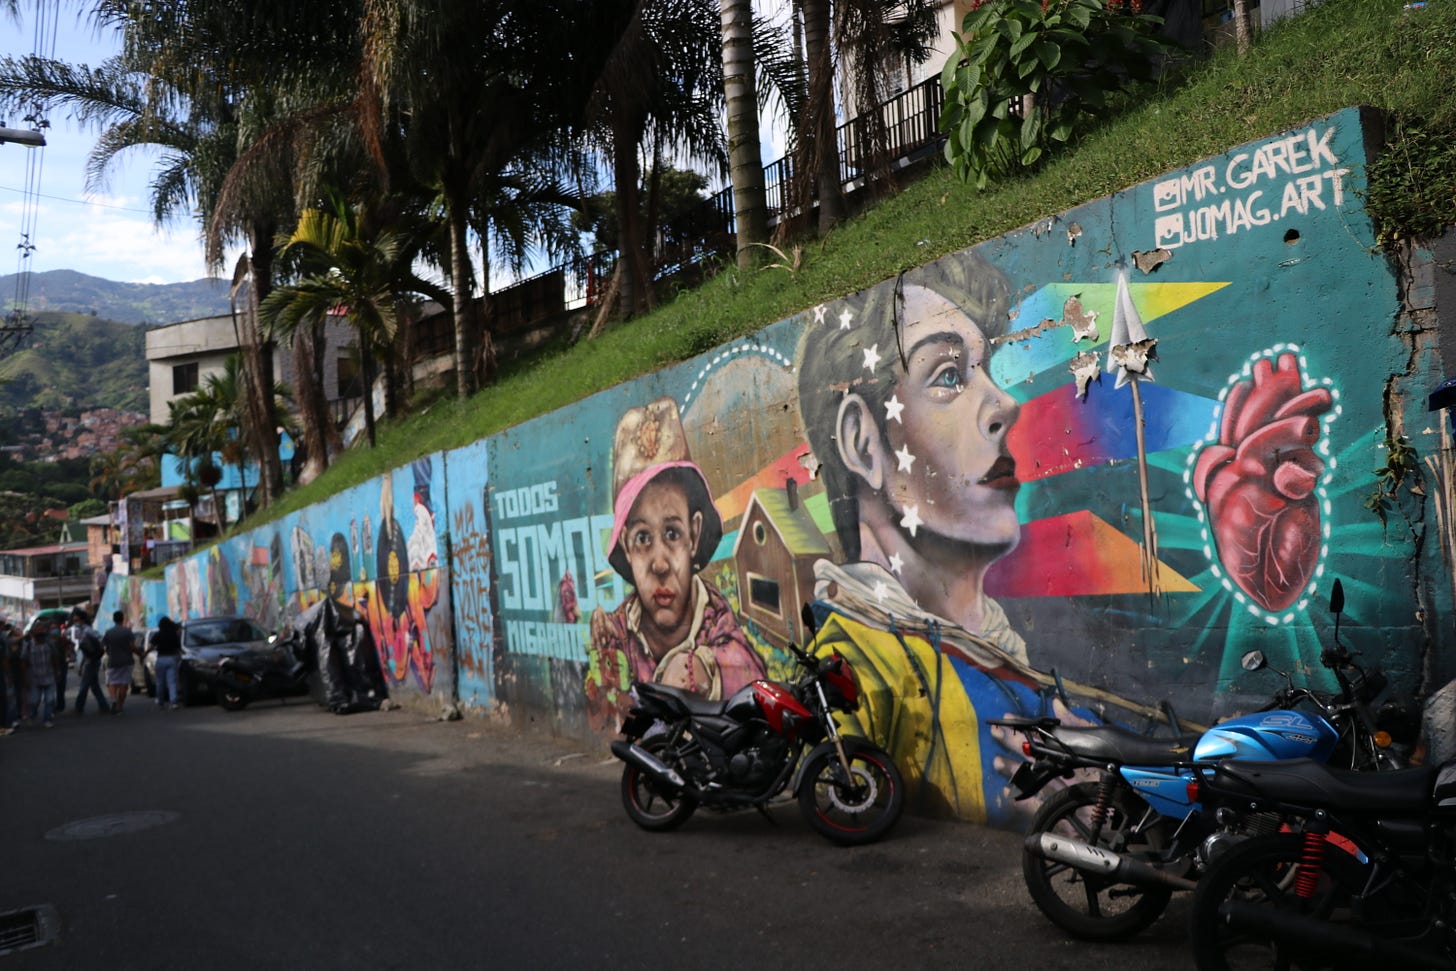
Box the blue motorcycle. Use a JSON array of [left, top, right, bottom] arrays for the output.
[[988, 580, 1405, 941]]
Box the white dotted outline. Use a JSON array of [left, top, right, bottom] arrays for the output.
[[1182, 343, 1339, 626], [682, 340, 794, 409]]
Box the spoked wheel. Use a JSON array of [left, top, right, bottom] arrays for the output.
[[620, 737, 698, 832], [1022, 781, 1174, 940], [215, 681, 249, 711], [797, 744, 903, 846], [1189, 832, 1372, 971]]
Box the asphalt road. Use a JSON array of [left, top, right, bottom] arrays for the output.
[[1, 695, 1194, 969]]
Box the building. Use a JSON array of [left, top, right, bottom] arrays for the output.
[[0, 541, 93, 624], [144, 311, 361, 427]]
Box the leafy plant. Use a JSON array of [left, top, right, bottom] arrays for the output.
[[939, 0, 1180, 188], [1365, 432, 1419, 527]]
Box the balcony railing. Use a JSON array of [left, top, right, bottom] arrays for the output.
[[490, 74, 946, 325]]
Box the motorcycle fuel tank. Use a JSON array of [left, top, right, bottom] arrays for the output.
[[751, 680, 813, 738], [1192, 709, 1339, 763]]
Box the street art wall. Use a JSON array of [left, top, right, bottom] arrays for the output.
[[106, 107, 1455, 828], [102, 455, 455, 707]]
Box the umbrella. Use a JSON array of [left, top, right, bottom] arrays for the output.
[[23, 607, 73, 634]]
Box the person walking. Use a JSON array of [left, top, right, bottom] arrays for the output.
[[69, 608, 110, 715], [151, 616, 182, 709], [47, 621, 70, 716], [101, 610, 138, 714], [21, 619, 58, 727], [0, 623, 12, 735]]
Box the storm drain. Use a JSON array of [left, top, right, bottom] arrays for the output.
[[0, 904, 58, 956]]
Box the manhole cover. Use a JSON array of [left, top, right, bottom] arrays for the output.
[[45, 811, 180, 842]]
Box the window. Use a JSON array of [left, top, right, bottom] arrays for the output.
[[337, 356, 362, 399], [747, 573, 782, 617], [172, 362, 199, 395]]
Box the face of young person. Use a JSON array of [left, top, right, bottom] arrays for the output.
[[880, 284, 1021, 553], [620, 479, 703, 649]]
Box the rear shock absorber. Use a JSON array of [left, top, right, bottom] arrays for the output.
[[1295, 815, 1331, 900], [1086, 767, 1119, 843]]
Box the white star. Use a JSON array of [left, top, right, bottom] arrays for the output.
[[813, 305, 827, 325], [900, 504, 922, 537], [884, 395, 904, 424], [896, 445, 916, 472], [863, 343, 881, 372], [838, 307, 853, 330], [888, 553, 904, 575], [871, 581, 890, 603]]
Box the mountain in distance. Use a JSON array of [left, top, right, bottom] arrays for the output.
[[0, 269, 231, 326], [0, 311, 149, 414]]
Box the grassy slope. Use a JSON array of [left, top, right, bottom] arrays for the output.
[[254, 0, 1456, 528]]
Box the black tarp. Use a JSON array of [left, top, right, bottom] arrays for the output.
[[294, 598, 388, 714]]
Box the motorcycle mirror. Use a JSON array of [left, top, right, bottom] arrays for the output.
[[800, 603, 818, 637], [1330, 579, 1344, 615], [1240, 650, 1268, 673]]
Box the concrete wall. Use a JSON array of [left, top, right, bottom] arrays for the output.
[[104, 108, 1456, 827]]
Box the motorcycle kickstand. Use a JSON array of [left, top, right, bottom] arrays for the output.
[[754, 804, 779, 825]]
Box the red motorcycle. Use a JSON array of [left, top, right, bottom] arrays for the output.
[[611, 603, 904, 846]]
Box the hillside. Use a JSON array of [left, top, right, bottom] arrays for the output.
[[0, 312, 149, 413], [0, 269, 230, 325]]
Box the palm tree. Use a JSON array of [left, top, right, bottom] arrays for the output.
[[261, 192, 452, 449], [722, 0, 769, 268], [359, 0, 635, 398], [588, 0, 726, 320]]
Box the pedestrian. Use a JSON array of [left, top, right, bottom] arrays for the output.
[[21, 619, 58, 727], [48, 620, 71, 715], [0, 623, 12, 735], [151, 616, 182, 709], [6, 626, 26, 724], [102, 610, 138, 714], [69, 608, 110, 715]]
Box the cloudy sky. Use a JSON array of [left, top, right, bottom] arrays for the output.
[[0, 6, 219, 286], [0, 2, 796, 290]]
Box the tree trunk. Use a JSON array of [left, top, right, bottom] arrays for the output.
[[233, 234, 284, 508], [802, 0, 844, 232], [1232, 0, 1252, 55], [722, 0, 768, 268], [362, 345, 378, 449], [291, 327, 331, 484], [448, 191, 479, 399], [613, 118, 649, 317]]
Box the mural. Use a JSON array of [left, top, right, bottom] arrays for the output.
[[101, 108, 1449, 829], [128, 454, 454, 706]]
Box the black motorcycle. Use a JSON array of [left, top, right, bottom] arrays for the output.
[[611, 603, 904, 846], [214, 630, 315, 711], [1188, 755, 1456, 970]]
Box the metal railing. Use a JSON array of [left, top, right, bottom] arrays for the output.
[[490, 74, 946, 323]]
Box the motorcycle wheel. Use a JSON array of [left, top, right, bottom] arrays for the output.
[[1189, 832, 1370, 971], [620, 737, 697, 832], [797, 744, 904, 846], [215, 682, 249, 711], [1022, 781, 1173, 941]]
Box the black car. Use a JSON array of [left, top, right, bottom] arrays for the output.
[[176, 616, 278, 705]]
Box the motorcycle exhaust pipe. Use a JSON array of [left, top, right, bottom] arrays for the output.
[[1026, 832, 1199, 892], [1220, 900, 1451, 970], [610, 740, 687, 792]]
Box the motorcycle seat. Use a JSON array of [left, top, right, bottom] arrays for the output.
[[635, 681, 727, 717], [1049, 724, 1199, 764], [1210, 758, 1435, 813]]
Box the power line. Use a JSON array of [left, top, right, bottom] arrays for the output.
[[0, 182, 159, 216]]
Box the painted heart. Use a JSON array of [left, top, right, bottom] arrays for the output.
[[1192, 353, 1332, 612]]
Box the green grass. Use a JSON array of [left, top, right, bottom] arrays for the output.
[[245, 0, 1456, 532]]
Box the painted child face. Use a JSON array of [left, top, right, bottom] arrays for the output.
[[882, 285, 1021, 552], [620, 478, 703, 647]]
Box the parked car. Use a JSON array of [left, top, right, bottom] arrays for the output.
[[175, 616, 279, 706], [133, 627, 157, 695]]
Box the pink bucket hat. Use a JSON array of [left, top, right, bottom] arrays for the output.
[[606, 398, 723, 582]]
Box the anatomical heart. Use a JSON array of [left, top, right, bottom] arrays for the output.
[[1192, 353, 1333, 612]]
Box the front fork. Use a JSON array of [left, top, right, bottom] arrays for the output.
[[814, 682, 855, 782]]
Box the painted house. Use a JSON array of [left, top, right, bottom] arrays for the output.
[[732, 481, 832, 648]]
